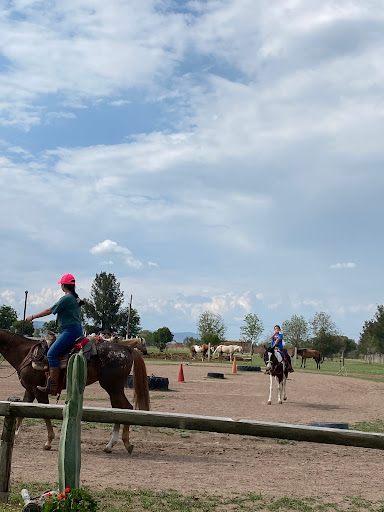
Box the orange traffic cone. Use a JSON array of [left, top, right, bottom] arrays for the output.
[[178, 364, 185, 382], [232, 357, 237, 374]]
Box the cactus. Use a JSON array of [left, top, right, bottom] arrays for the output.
[[58, 353, 87, 492]]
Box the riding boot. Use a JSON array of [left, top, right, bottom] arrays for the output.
[[37, 367, 61, 395]]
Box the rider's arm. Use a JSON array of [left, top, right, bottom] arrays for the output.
[[25, 308, 52, 322]]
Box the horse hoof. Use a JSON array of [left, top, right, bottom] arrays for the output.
[[284, 397, 287, 401], [43, 444, 52, 451], [278, 400, 282, 404], [126, 444, 134, 454], [103, 446, 112, 453], [267, 401, 271, 405]]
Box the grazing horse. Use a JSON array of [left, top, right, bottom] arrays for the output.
[[263, 346, 289, 405], [190, 344, 213, 361], [297, 348, 321, 369], [0, 329, 150, 454], [212, 344, 243, 362]]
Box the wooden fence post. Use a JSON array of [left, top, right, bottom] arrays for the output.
[[0, 398, 19, 503]]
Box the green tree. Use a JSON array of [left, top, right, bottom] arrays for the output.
[[11, 320, 34, 336], [200, 332, 220, 346], [152, 326, 174, 352], [117, 306, 141, 338], [282, 315, 309, 348], [310, 311, 338, 337], [183, 336, 200, 347], [240, 313, 264, 345], [312, 328, 344, 359], [42, 320, 61, 334], [83, 272, 137, 334], [197, 311, 226, 341], [0, 305, 18, 330], [359, 305, 384, 354]]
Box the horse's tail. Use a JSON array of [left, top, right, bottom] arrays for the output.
[[132, 349, 150, 411]]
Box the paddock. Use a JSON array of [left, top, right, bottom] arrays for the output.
[[1, 359, 384, 501]]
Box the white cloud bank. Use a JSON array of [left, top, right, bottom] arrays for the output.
[[330, 263, 356, 269]]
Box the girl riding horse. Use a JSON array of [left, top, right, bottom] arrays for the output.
[[270, 325, 294, 373], [25, 273, 85, 396]]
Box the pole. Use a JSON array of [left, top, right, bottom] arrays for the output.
[[21, 291, 28, 336], [126, 294, 132, 338]]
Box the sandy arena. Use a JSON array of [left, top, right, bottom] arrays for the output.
[[1, 358, 384, 501]]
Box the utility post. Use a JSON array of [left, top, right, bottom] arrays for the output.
[[126, 294, 133, 338]]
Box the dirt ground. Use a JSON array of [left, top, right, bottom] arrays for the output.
[[1, 358, 384, 501]]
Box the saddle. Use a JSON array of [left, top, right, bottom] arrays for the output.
[[31, 332, 97, 371]]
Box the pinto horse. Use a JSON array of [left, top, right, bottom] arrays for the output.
[[0, 329, 150, 454], [263, 346, 289, 405], [297, 348, 321, 369], [190, 344, 212, 361]]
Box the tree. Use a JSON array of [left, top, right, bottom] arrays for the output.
[[359, 305, 384, 354], [152, 326, 173, 352], [312, 328, 344, 359], [42, 320, 61, 334], [282, 315, 309, 348], [183, 336, 199, 347], [200, 333, 220, 346], [11, 320, 34, 336], [0, 305, 18, 330], [117, 307, 141, 338], [310, 311, 338, 337], [240, 313, 264, 345], [82, 272, 139, 334], [197, 311, 227, 341]]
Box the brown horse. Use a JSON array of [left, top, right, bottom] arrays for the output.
[[0, 329, 150, 453], [297, 348, 321, 369]]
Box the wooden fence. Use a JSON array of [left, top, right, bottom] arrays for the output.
[[2, 400, 384, 501]]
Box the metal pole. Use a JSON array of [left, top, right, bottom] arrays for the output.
[[21, 291, 28, 336], [126, 294, 132, 338]]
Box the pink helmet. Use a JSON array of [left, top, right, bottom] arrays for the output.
[[58, 273, 76, 285]]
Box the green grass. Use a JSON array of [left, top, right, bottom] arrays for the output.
[[2, 483, 384, 512]]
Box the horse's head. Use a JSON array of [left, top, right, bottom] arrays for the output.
[[263, 346, 275, 374], [137, 337, 147, 355]]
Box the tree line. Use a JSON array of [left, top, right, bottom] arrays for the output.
[[1, 272, 384, 358]]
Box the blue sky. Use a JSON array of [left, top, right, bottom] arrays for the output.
[[0, 0, 382, 342]]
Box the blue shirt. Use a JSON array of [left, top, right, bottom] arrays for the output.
[[271, 333, 284, 350]]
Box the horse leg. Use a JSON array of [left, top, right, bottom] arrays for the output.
[[277, 377, 283, 404], [103, 390, 134, 454], [282, 373, 287, 401], [267, 375, 273, 405]]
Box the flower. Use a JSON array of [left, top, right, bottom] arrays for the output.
[[41, 488, 97, 511]]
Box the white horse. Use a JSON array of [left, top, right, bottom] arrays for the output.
[[212, 344, 243, 362]]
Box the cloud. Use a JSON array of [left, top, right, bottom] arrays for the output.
[[330, 262, 356, 269], [90, 240, 143, 268]]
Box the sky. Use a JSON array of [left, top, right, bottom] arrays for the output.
[[0, 0, 383, 343]]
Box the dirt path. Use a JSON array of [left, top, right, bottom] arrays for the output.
[[1, 359, 384, 500]]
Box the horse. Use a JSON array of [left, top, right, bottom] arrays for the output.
[[0, 328, 150, 454], [297, 348, 321, 369], [212, 344, 243, 362], [263, 346, 289, 405], [190, 344, 213, 361]]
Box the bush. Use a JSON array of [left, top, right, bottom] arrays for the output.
[[41, 488, 97, 511]]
